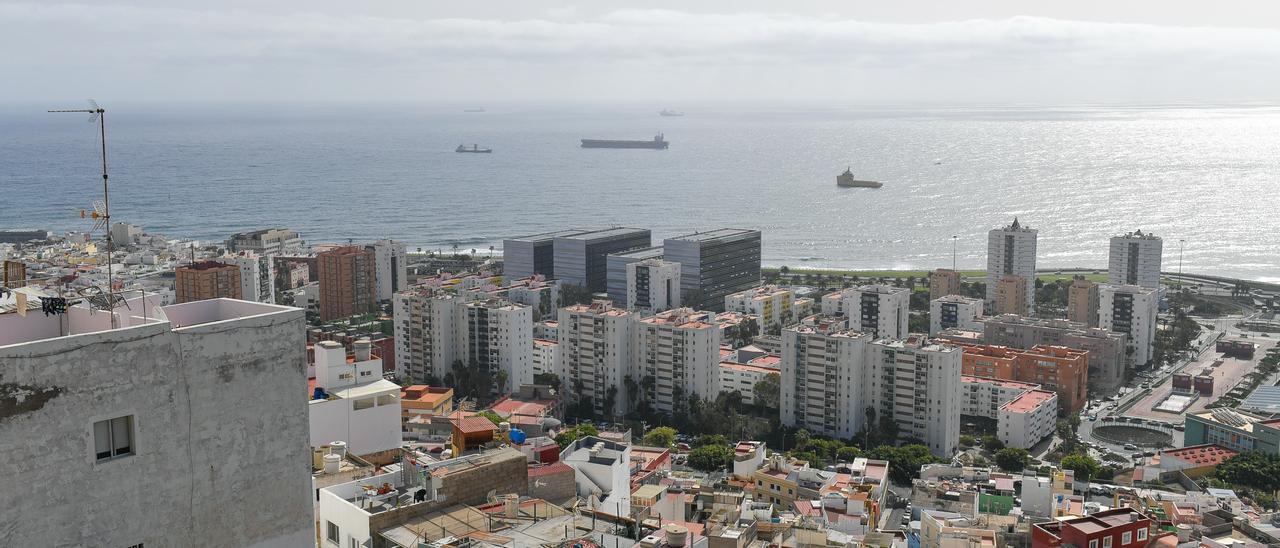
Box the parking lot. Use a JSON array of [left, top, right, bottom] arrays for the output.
[[1124, 337, 1278, 421]]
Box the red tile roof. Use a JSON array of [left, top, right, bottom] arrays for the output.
[[455, 416, 498, 434]]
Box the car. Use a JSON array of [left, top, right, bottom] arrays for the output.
[[1089, 415, 1098, 421], [1124, 444, 1137, 450], [1131, 452, 1144, 459], [1144, 451, 1156, 457], [1174, 425, 1185, 431]]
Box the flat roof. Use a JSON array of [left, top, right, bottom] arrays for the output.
[[963, 376, 1040, 390], [505, 228, 589, 243], [665, 228, 759, 242], [609, 246, 664, 260], [331, 379, 401, 400], [1161, 444, 1238, 466], [720, 361, 777, 375], [556, 227, 649, 241], [1001, 389, 1056, 413]]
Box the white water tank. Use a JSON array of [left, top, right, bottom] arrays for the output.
[[323, 453, 341, 474], [330, 440, 348, 458], [663, 523, 688, 547], [504, 494, 519, 518], [354, 338, 372, 361]]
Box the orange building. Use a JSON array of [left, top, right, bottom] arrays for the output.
[[960, 343, 1089, 412], [400, 385, 454, 423], [175, 261, 242, 303], [317, 245, 376, 321]]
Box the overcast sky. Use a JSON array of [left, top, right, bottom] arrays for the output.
[[4, 1, 1280, 105]]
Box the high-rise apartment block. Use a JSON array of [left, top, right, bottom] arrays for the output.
[[559, 301, 635, 417], [959, 343, 1089, 412], [606, 246, 664, 305], [635, 308, 722, 413], [627, 258, 681, 314], [220, 252, 275, 303], [394, 286, 462, 384], [1109, 230, 1162, 289], [868, 335, 962, 457], [983, 314, 1128, 393], [1066, 276, 1099, 327], [371, 239, 407, 301], [317, 245, 377, 321], [502, 228, 586, 280], [929, 268, 961, 300], [780, 316, 873, 440], [995, 274, 1031, 316], [554, 227, 652, 292], [463, 298, 534, 392], [930, 295, 984, 335], [175, 260, 242, 303], [986, 218, 1037, 315], [724, 285, 810, 332], [224, 227, 304, 255], [663, 228, 762, 312], [820, 284, 910, 340], [1099, 283, 1159, 368]]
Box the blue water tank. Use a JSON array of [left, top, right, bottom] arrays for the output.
[[312, 387, 326, 400], [510, 428, 527, 444]]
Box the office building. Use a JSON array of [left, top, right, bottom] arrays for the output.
[[317, 245, 377, 321], [502, 228, 587, 280], [0, 298, 313, 546], [959, 344, 1089, 412], [627, 258, 681, 314], [1109, 230, 1163, 289], [930, 295, 984, 335], [983, 314, 1128, 394], [370, 239, 408, 301], [994, 274, 1030, 316], [309, 340, 402, 459], [553, 227, 651, 292], [559, 301, 635, 417], [635, 308, 721, 413], [663, 228, 762, 312], [1183, 408, 1280, 454], [220, 252, 275, 303], [1098, 284, 1159, 368], [929, 268, 962, 300], [998, 389, 1058, 449], [725, 285, 808, 332], [224, 227, 304, 255], [820, 284, 910, 340], [868, 335, 962, 457], [780, 316, 873, 439], [986, 218, 1037, 315], [1066, 276, 1099, 327], [175, 260, 242, 303], [605, 245, 664, 305]]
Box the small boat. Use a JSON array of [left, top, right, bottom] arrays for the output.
[[659, 109, 684, 117], [463, 107, 486, 113], [456, 144, 492, 153], [836, 167, 882, 188]]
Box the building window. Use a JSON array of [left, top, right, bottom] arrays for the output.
[[1122, 532, 1132, 545], [326, 521, 340, 544], [1137, 529, 1147, 541], [1089, 541, 1098, 548], [1103, 536, 1112, 548], [94, 416, 134, 462]]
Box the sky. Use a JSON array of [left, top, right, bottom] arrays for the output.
[[3, 1, 1280, 106]]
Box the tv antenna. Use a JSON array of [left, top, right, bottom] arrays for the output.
[[50, 99, 117, 328]]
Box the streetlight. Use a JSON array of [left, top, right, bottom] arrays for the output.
[[1177, 239, 1186, 292], [951, 235, 958, 271]]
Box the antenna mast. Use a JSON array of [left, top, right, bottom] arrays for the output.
[[50, 100, 116, 328]]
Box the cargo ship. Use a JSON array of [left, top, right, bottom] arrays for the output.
[[581, 134, 669, 149], [659, 109, 684, 117], [456, 144, 492, 153], [836, 168, 882, 188]]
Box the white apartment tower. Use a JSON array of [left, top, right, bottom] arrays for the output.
[[463, 299, 534, 393], [929, 295, 985, 335], [635, 308, 722, 413], [1098, 283, 1159, 368], [819, 284, 910, 340], [559, 301, 635, 418], [780, 316, 873, 439], [986, 218, 1038, 315], [394, 287, 462, 384], [371, 239, 408, 301], [867, 335, 962, 457], [220, 252, 275, 303], [627, 258, 681, 314], [1108, 230, 1163, 289]]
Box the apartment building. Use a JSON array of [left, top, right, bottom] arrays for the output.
[[175, 260, 242, 303], [393, 286, 462, 384], [1067, 276, 1099, 327], [719, 361, 776, 405], [959, 343, 1089, 412], [559, 300, 635, 417], [532, 338, 561, 379], [627, 258, 681, 314], [605, 245, 665, 305], [317, 245, 377, 321], [370, 239, 408, 301], [463, 298, 534, 393], [663, 228, 762, 312], [994, 274, 1031, 316], [780, 315, 873, 439], [986, 218, 1037, 315], [868, 335, 962, 457], [1098, 283, 1159, 369], [635, 308, 721, 413], [224, 227, 304, 255], [998, 389, 1058, 449], [309, 340, 402, 459], [929, 268, 962, 300], [725, 284, 810, 332], [961, 376, 1041, 419], [1109, 230, 1163, 289], [219, 252, 275, 303], [930, 295, 985, 335], [983, 314, 1128, 394], [820, 284, 910, 340]]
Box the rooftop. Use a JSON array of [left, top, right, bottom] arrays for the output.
[[489, 396, 555, 418], [556, 227, 649, 242], [401, 385, 453, 405], [1000, 389, 1056, 413], [1160, 444, 1238, 467], [608, 246, 664, 260], [963, 376, 1040, 390], [665, 228, 759, 243], [505, 228, 588, 243], [179, 260, 236, 271], [720, 361, 778, 375]]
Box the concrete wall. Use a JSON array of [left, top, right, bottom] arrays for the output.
[[0, 305, 313, 547], [309, 396, 403, 457]]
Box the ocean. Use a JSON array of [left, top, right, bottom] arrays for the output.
[[2, 103, 1278, 281]]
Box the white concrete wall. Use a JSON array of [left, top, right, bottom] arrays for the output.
[[309, 395, 402, 456]]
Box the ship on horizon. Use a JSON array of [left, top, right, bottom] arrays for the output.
[[581, 134, 669, 150], [456, 144, 492, 153], [836, 167, 882, 188], [463, 107, 486, 113], [659, 109, 684, 117]]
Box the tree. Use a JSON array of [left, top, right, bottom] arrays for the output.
[[794, 429, 812, 452], [687, 444, 733, 472], [554, 423, 599, 449], [1061, 453, 1100, 483], [477, 410, 504, 426], [959, 435, 976, 448], [981, 435, 1005, 452], [868, 444, 941, 484], [837, 446, 863, 462], [754, 373, 781, 411], [1216, 452, 1280, 492], [994, 448, 1030, 472], [779, 266, 790, 276], [643, 426, 679, 448]]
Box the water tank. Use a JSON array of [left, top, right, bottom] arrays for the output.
[[323, 453, 341, 474], [504, 493, 520, 518], [510, 428, 527, 444], [1176, 524, 1191, 542], [330, 440, 348, 458], [663, 523, 689, 547], [313, 447, 327, 470], [354, 338, 373, 361], [499, 421, 511, 432]]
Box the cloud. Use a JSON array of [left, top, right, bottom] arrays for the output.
[[2, 3, 1279, 103]]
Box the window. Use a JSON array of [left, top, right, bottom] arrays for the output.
[[376, 394, 397, 406], [1103, 536, 1112, 548], [353, 398, 376, 411], [1089, 541, 1098, 548], [94, 416, 134, 462], [326, 521, 340, 544], [1122, 532, 1132, 545], [1137, 529, 1147, 541]]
